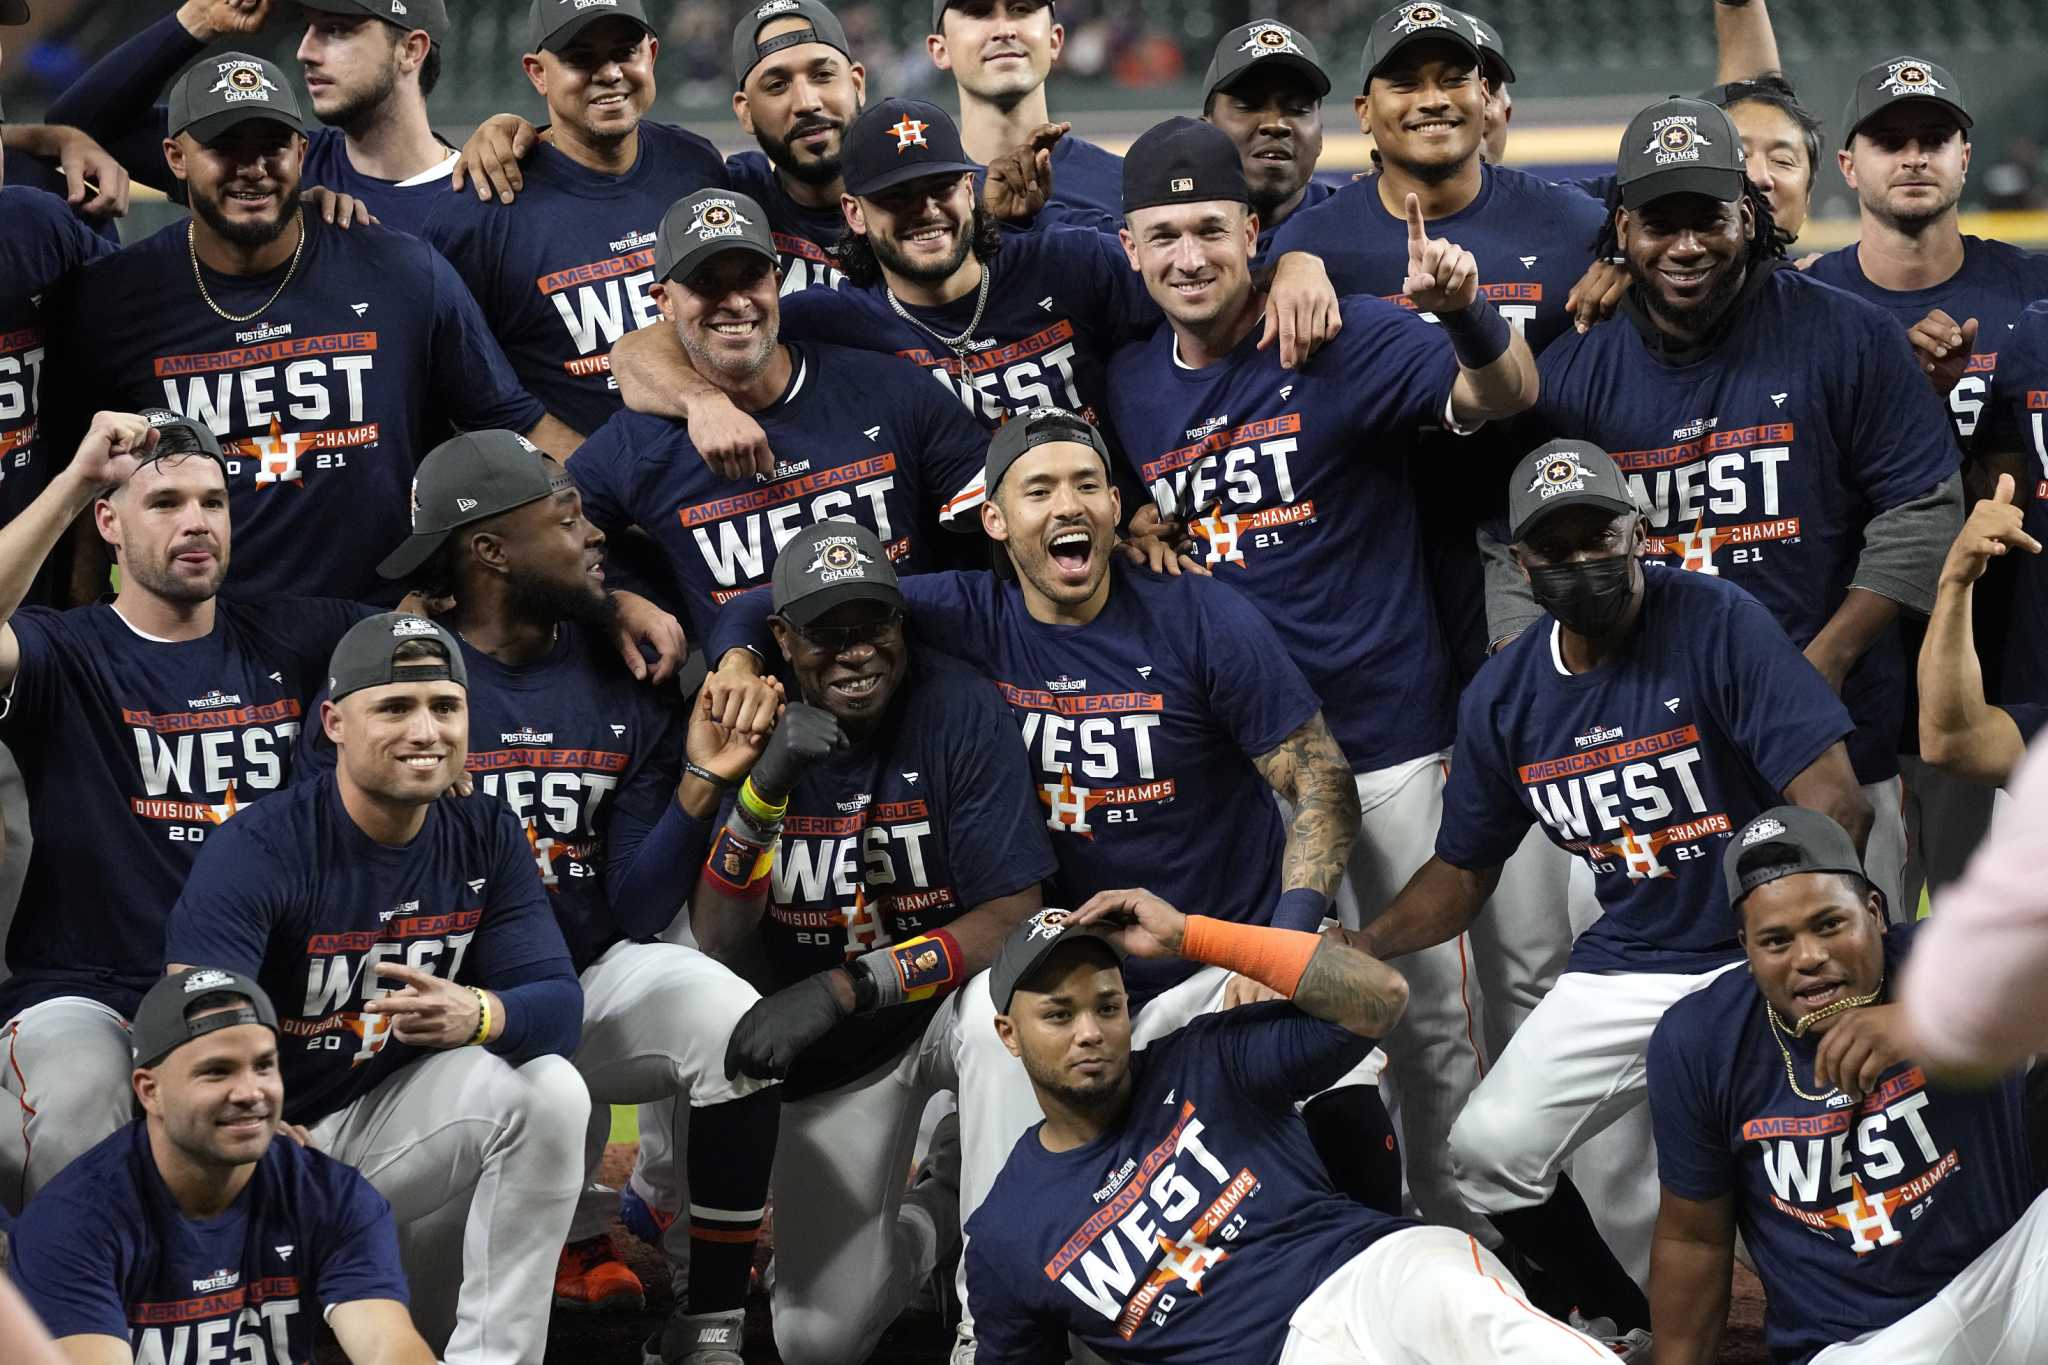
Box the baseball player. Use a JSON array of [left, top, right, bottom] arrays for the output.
[[417, 0, 726, 440], [165, 613, 588, 1365], [1917, 473, 2045, 786], [927, 0, 1121, 232], [1351, 438, 1870, 1349], [45, 0, 460, 233], [363, 432, 782, 1356], [1975, 301, 2048, 737], [1198, 20, 1335, 264], [0, 410, 368, 1207], [1522, 95, 1965, 921], [34, 54, 574, 605], [1103, 114, 1537, 1238], [567, 187, 989, 645], [9, 968, 436, 1365], [1648, 806, 2046, 1365], [966, 894, 1614, 1365], [686, 518, 1055, 1365], [706, 409, 1402, 1356]]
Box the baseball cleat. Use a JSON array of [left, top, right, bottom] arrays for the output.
[[642, 1307, 746, 1365], [554, 1236, 646, 1312], [1567, 1309, 1652, 1360]]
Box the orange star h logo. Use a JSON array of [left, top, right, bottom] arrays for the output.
[[890, 116, 930, 152]]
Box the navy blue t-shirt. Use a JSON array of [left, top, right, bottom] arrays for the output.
[[1805, 237, 2048, 451], [2005, 701, 2048, 744], [421, 124, 729, 435], [302, 129, 459, 237], [1649, 924, 2035, 1364], [569, 342, 987, 642], [966, 1003, 1410, 1365], [10, 1121, 408, 1362], [1253, 179, 1336, 266], [747, 650, 1055, 1097], [38, 219, 545, 602], [1, 149, 120, 243], [778, 226, 1156, 430], [1103, 297, 1463, 772], [1985, 300, 2048, 708], [725, 150, 850, 295], [991, 135, 1129, 236], [1534, 268, 1961, 784], [709, 562, 1318, 1005], [0, 598, 367, 1022], [0, 186, 115, 534], [1441, 566, 1854, 973], [164, 777, 579, 1124]]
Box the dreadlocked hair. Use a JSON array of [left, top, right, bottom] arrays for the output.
[[1591, 176, 1785, 271], [832, 205, 1003, 289]]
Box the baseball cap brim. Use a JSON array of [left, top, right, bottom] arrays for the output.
[[538, 10, 655, 53], [776, 578, 907, 629], [1511, 492, 1638, 545], [376, 528, 456, 582], [658, 234, 778, 287], [995, 926, 1123, 1013], [1367, 28, 1484, 83], [1211, 53, 1332, 101], [844, 157, 980, 199], [1619, 163, 1744, 211], [179, 106, 305, 146], [1846, 94, 1972, 146]]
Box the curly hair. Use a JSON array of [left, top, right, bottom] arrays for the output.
[[832, 205, 1003, 289]]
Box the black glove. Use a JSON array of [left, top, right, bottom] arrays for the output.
[[746, 702, 846, 805], [723, 972, 852, 1081]]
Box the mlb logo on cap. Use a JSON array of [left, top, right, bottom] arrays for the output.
[[1171, 177, 1194, 192]]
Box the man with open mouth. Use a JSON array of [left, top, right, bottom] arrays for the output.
[[1645, 804, 2047, 1365]]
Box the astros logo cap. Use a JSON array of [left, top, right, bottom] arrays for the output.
[[1358, 1, 1486, 93], [655, 188, 778, 286], [375, 431, 572, 582], [529, 0, 654, 54], [327, 613, 468, 702], [167, 52, 305, 147], [132, 968, 282, 1069], [296, 0, 450, 42], [988, 908, 1125, 1013], [1508, 439, 1639, 543], [1203, 20, 1331, 103], [1842, 55, 1971, 148], [1616, 95, 1745, 210], [770, 518, 906, 627], [1724, 806, 1867, 909], [840, 98, 979, 198], [732, 0, 853, 89]]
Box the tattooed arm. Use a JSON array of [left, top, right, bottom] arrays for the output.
[[1294, 933, 1411, 1038], [1251, 711, 1360, 929]]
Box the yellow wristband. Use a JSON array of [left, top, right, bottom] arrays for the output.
[[469, 987, 491, 1046], [738, 777, 788, 828]]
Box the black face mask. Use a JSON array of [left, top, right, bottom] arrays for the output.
[[1527, 553, 1637, 637]]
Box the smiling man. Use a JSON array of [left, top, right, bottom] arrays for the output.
[[1198, 19, 1333, 264], [10, 969, 436, 1365], [165, 613, 588, 1365], [1645, 806, 2048, 1365], [0, 410, 368, 1209], [1525, 96, 1966, 924]]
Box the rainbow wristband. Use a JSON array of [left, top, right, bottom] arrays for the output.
[[853, 929, 965, 1011]]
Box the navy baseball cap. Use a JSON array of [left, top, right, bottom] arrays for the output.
[[771, 519, 906, 627], [297, 0, 450, 42], [328, 613, 467, 702], [655, 189, 778, 286], [1617, 96, 1746, 210], [1359, 2, 1485, 91], [989, 908, 1124, 1013], [530, 0, 654, 54], [132, 968, 281, 1068], [840, 99, 979, 198], [733, 0, 852, 89], [167, 53, 305, 146], [985, 407, 1110, 497], [1724, 806, 1867, 909], [377, 430, 570, 581], [1123, 116, 1247, 214], [1204, 21, 1331, 103], [1508, 440, 1639, 543], [1842, 56, 1971, 147]]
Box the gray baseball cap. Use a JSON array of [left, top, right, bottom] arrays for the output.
[[1508, 439, 1639, 544], [138, 406, 229, 474], [1842, 56, 1971, 148], [167, 53, 305, 146], [1204, 20, 1330, 103], [530, 0, 654, 54], [1466, 8, 1514, 84], [655, 189, 778, 287], [733, 0, 852, 89], [133, 968, 281, 1068], [985, 407, 1110, 498], [377, 431, 570, 581], [328, 613, 467, 701], [297, 0, 450, 43], [1359, 2, 1485, 92], [1617, 96, 1746, 210], [771, 519, 905, 628], [1724, 806, 1867, 909], [989, 908, 1125, 1013]]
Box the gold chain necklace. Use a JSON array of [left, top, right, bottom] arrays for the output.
[[189, 212, 306, 323], [1764, 976, 1886, 1103]]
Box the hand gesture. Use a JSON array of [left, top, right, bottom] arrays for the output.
[[304, 185, 378, 230], [1070, 888, 1188, 961], [68, 411, 161, 490], [689, 674, 783, 782], [609, 589, 686, 684], [1811, 1002, 1915, 1103], [1907, 308, 1979, 397], [747, 702, 846, 804], [44, 125, 132, 219], [451, 113, 541, 204], [982, 121, 1067, 222], [1565, 258, 1628, 334], [1259, 251, 1343, 368], [178, 0, 273, 41], [1402, 193, 1479, 315], [1940, 473, 2042, 587], [361, 963, 487, 1049], [685, 390, 779, 483]]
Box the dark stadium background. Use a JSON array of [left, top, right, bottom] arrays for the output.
[[5, 1, 2034, 1359]]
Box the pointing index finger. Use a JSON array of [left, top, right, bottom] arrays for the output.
[[1405, 192, 1428, 247]]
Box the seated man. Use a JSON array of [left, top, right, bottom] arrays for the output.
[[10, 967, 435, 1365], [966, 891, 1611, 1364], [1647, 806, 2044, 1364]]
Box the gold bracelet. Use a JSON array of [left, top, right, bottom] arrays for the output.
[[469, 987, 491, 1046]]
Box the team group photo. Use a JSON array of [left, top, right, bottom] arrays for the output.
[[0, 0, 2045, 1361]]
